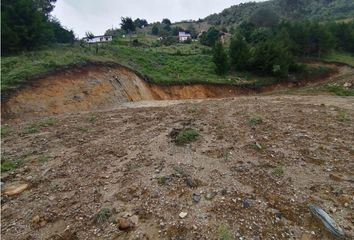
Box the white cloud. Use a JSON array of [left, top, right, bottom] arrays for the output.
[[53, 0, 262, 38]]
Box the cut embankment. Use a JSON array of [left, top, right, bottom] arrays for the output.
[[1, 62, 348, 119], [1, 64, 250, 119]]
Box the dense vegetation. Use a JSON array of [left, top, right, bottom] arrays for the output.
[[1, 0, 353, 96], [205, 0, 354, 27], [210, 19, 354, 77], [1, 0, 75, 54]]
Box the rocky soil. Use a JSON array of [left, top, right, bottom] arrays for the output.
[[1, 95, 353, 240]]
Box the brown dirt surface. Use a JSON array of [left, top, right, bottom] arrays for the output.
[[1, 94, 353, 239]]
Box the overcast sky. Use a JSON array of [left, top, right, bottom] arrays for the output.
[[53, 0, 264, 38]]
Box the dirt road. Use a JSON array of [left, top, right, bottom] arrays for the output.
[[1, 94, 353, 239]]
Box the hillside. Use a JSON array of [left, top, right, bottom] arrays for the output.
[[205, 0, 354, 26]]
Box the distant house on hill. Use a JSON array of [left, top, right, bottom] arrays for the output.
[[83, 35, 113, 44], [178, 32, 191, 42]]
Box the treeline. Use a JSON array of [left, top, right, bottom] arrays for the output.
[[212, 20, 354, 76], [206, 0, 354, 26], [1, 0, 75, 54]]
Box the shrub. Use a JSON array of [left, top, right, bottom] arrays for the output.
[[200, 27, 220, 47], [94, 208, 112, 224], [229, 34, 250, 71], [248, 116, 263, 126], [175, 129, 199, 145]]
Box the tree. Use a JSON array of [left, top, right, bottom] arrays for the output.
[[51, 18, 75, 43], [120, 17, 136, 33], [1, 0, 55, 53], [162, 18, 171, 25], [229, 35, 250, 71], [200, 27, 220, 47], [252, 39, 294, 76], [172, 26, 184, 36], [163, 24, 172, 32], [35, 0, 57, 16], [250, 8, 279, 28], [152, 24, 160, 35], [1, 0, 76, 54], [134, 18, 148, 28], [213, 41, 229, 75]]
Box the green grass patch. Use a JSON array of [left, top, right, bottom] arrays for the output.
[[323, 52, 354, 67], [38, 155, 50, 163], [1, 158, 24, 172], [38, 118, 57, 127], [338, 111, 349, 122], [25, 126, 40, 134], [248, 116, 263, 126], [1, 42, 340, 92], [94, 208, 113, 224], [327, 84, 354, 96], [1, 125, 11, 137], [218, 225, 232, 240], [88, 115, 97, 123], [273, 165, 284, 177], [175, 128, 199, 145]]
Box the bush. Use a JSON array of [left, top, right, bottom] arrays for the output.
[[229, 35, 250, 71], [175, 129, 199, 145], [200, 27, 220, 47], [251, 39, 294, 76]]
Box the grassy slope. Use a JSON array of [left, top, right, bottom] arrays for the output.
[[322, 52, 354, 67], [1, 38, 336, 92], [0, 41, 272, 91]]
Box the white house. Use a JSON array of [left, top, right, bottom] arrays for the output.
[[83, 35, 113, 44], [178, 32, 191, 42]]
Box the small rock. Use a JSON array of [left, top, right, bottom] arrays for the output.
[[275, 212, 283, 221], [117, 218, 135, 231], [192, 193, 201, 203], [343, 82, 352, 88], [130, 215, 139, 226], [221, 188, 227, 195], [32, 215, 41, 224], [205, 192, 216, 200], [186, 177, 198, 188], [255, 142, 262, 150], [242, 199, 250, 209], [179, 212, 188, 219], [3, 182, 29, 196], [329, 173, 343, 182]]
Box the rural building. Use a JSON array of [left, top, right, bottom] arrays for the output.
[[83, 35, 113, 44], [178, 32, 191, 42]]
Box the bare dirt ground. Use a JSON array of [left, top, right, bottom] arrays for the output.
[[1, 94, 353, 239]]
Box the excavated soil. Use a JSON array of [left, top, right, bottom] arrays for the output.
[[1, 95, 354, 240], [2, 63, 257, 120], [3, 62, 351, 120]]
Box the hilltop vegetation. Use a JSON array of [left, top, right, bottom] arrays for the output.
[[1, 0, 354, 96], [205, 0, 354, 26], [1, 0, 74, 54]]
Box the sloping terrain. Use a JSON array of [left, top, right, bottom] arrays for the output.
[[1, 95, 353, 240], [205, 0, 354, 26], [2, 61, 352, 120]]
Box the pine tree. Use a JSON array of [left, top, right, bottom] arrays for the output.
[[213, 41, 229, 75]]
